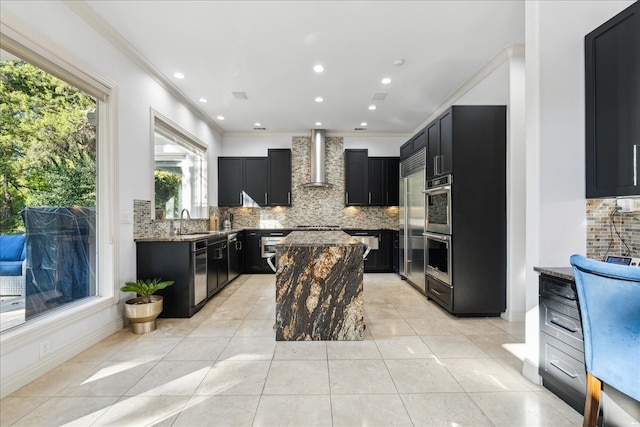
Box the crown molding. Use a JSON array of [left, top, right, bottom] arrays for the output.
[[63, 0, 225, 136]]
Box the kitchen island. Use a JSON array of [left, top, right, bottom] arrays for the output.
[[274, 230, 366, 340]]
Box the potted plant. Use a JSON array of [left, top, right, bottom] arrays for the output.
[[121, 278, 174, 334]]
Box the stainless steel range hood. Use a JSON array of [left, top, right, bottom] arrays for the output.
[[302, 129, 332, 187]]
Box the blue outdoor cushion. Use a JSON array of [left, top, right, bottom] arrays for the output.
[[0, 234, 26, 262], [0, 260, 24, 276]]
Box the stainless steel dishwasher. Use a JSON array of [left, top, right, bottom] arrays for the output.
[[192, 240, 207, 307]]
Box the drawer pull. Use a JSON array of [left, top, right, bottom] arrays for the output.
[[547, 284, 576, 300], [550, 318, 578, 333], [430, 288, 442, 296], [549, 360, 578, 378]]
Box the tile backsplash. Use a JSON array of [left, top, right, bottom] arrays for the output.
[[586, 198, 640, 260], [134, 136, 398, 239]]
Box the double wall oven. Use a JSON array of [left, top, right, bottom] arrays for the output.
[[424, 174, 452, 291]]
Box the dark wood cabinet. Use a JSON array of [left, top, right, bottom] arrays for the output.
[[244, 158, 268, 206], [368, 157, 400, 206], [218, 158, 244, 206], [538, 273, 586, 414], [219, 150, 292, 207], [425, 106, 507, 316], [343, 229, 394, 273], [136, 241, 205, 318], [400, 130, 427, 161], [243, 231, 263, 273], [585, 1, 640, 198], [345, 150, 399, 207], [427, 109, 453, 179], [268, 149, 292, 206], [344, 149, 369, 206]]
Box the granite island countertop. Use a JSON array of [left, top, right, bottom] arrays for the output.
[[277, 230, 363, 247]]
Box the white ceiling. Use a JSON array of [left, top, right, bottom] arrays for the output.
[[82, 0, 525, 135]]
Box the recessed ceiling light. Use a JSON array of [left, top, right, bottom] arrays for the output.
[[381, 77, 391, 85], [315, 122, 322, 126], [360, 122, 367, 126], [368, 105, 377, 110], [393, 59, 405, 66], [315, 97, 324, 103], [254, 122, 262, 127], [313, 64, 324, 73], [198, 97, 208, 103], [174, 72, 185, 79], [217, 115, 225, 120]]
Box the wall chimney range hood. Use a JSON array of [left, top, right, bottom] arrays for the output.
[[302, 129, 332, 187]]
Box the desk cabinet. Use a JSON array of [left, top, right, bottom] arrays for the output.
[[538, 273, 586, 414]]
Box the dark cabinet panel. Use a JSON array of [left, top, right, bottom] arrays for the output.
[[219, 150, 292, 207], [344, 149, 369, 206], [427, 109, 453, 179], [392, 231, 399, 274], [136, 241, 201, 318], [585, 1, 640, 197], [244, 158, 268, 206], [368, 158, 385, 205], [346, 150, 399, 207], [243, 231, 263, 273], [218, 158, 244, 206], [268, 149, 292, 206], [386, 158, 400, 206]]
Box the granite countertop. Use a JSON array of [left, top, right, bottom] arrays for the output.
[[277, 230, 363, 247], [135, 229, 240, 242], [534, 266, 575, 281]]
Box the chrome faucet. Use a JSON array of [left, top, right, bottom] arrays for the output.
[[179, 208, 191, 235]]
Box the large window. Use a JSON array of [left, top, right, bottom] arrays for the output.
[[153, 115, 207, 219], [0, 50, 102, 332]]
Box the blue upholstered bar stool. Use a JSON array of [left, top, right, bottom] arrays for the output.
[[570, 254, 640, 427]]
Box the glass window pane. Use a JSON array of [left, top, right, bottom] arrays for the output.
[[0, 56, 98, 331], [154, 120, 207, 219]]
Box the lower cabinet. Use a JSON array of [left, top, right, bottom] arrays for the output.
[[343, 230, 394, 273], [136, 241, 204, 318], [207, 237, 228, 298], [538, 274, 586, 414]]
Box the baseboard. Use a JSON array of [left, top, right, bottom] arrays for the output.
[[0, 318, 124, 398], [522, 356, 542, 385], [501, 310, 526, 322]]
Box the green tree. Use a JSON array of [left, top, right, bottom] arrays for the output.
[[0, 60, 96, 233]]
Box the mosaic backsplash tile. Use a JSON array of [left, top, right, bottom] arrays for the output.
[[586, 198, 640, 260]]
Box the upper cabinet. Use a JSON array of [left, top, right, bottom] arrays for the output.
[[344, 149, 369, 206], [400, 129, 427, 161], [218, 149, 292, 207], [218, 157, 244, 206], [427, 109, 453, 180], [268, 149, 292, 206], [345, 149, 399, 206], [585, 1, 640, 198]]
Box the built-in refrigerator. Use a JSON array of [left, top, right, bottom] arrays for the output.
[[399, 148, 426, 293]]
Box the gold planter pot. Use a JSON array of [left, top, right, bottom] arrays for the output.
[[124, 295, 163, 334]]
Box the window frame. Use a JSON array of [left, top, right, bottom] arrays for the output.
[[150, 109, 208, 219], [0, 22, 119, 342]]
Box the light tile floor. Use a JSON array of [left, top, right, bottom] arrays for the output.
[[0, 274, 583, 427]]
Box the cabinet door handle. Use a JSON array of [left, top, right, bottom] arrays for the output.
[[430, 288, 442, 296], [368, 192, 371, 204], [345, 192, 349, 205], [549, 360, 578, 378], [287, 192, 291, 205], [386, 191, 389, 205], [239, 192, 243, 205], [236, 241, 242, 250], [634, 145, 639, 186], [264, 192, 268, 205], [550, 318, 578, 333]]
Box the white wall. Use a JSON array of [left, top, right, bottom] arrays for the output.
[[221, 134, 407, 158], [522, 0, 634, 383], [0, 1, 222, 396]]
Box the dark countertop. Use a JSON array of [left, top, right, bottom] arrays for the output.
[[534, 266, 575, 281], [277, 230, 363, 247]]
